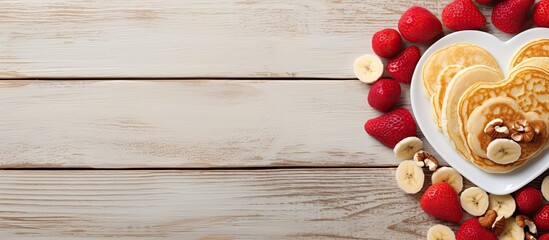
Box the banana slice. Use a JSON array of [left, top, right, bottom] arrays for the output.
[[486, 139, 522, 164], [488, 194, 516, 218], [393, 136, 423, 160], [395, 160, 425, 194], [427, 224, 455, 240], [353, 54, 384, 83], [542, 176, 549, 202], [431, 167, 463, 193], [460, 187, 489, 216], [498, 217, 524, 240]]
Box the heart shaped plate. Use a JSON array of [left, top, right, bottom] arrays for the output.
[[410, 28, 549, 195]]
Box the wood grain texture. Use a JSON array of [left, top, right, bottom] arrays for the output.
[[4, 169, 545, 239], [0, 80, 444, 168], [0, 0, 510, 78], [1, 1, 541, 238]]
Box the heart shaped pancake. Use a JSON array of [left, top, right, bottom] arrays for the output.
[[467, 97, 548, 173], [457, 65, 549, 172]]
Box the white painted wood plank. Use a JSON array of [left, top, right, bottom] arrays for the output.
[[0, 0, 507, 78], [0, 80, 440, 168], [0, 169, 522, 239]]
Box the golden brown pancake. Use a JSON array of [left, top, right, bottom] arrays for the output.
[[422, 43, 500, 97], [431, 65, 465, 129], [510, 39, 549, 69], [466, 97, 547, 173], [441, 65, 503, 160], [457, 65, 549, 172]]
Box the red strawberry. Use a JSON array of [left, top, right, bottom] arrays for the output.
[[398, 6, 443, 43], [420, 182, 463, 223], [456, 218, 498, 240], [534, 204, 549, 231], [364, 108, 417, 148], [540, 233, 549, 240], [534, 0, 549, 27], [513, 186, 543, 214], [442, 0, 487, 30], [492, 0, 535, 34], [372, 28, 402, 58], [368, 78, 401, 112], [386, 46, 421, 84]]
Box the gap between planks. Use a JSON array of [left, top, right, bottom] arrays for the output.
[[0, 166, 402, 171], [0, 77, 357, 81]]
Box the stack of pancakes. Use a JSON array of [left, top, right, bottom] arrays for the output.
[[422, 39, 549, 173]]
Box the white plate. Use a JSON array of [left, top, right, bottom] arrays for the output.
[[410, 28, 549, 195]]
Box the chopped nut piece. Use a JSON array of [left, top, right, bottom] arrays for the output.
[[525, 232, 536, 240], [511, 132, 524, 142], [516, 214, 537, 234], [413, 151, 439, 171], [479, 210, 497, 229], [491, 215, 505, 235], [414, 155, 425, 167], [513, 120, 527, 132], [516, 214, 527, 228], [484, 118, 510, 138], [511, 120, 538, 143], [424, 159, 438, 171], [527, 220, 536, 233], [511, 130, 535, 142]]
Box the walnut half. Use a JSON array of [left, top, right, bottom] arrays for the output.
[[484, 118, 510, 139], [511, 120, 539, 143], [413, 151, 439, 171], [516, 214, 537, 234]]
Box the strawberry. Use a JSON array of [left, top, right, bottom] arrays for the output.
[[367, 78, 401, 112], [372, 28, 402, 58], [420, 182, 463, 223], [513, 186, 543, 215], [386, 46, 421, 84], [456, 218, 498, 240], [398, 6, 443, 43], [540, 233, 549, 240], [534, 0, 549, 27], [492, 0, 535, 34], [364, 108, 417, 148], [442, 0, 487, 30], [534, 204, 549, 231]]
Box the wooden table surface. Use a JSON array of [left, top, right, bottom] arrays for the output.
[[0, 0, 547, 239]]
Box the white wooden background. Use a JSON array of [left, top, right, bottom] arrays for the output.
[[0, 0, 546, 239]]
